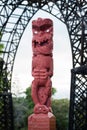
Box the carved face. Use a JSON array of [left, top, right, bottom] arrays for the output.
[[32, 18, 53, 54]]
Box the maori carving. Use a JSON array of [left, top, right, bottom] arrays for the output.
[[31, 18, 53, 114]]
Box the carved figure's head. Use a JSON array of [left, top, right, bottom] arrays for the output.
[[32, 18, 53, 55]]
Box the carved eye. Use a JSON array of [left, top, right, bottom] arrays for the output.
[[34, 31, 38, 34], [46, 29, 50, 33]]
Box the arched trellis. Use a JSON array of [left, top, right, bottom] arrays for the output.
[[0, 0, 87, 130]]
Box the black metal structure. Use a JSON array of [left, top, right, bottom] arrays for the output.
[[0, 0, 87, 130]]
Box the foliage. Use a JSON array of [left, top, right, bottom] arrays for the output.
[[0, 31, 2, 40], [13, 97, 28, 130], [24, 86, 34, 115], [52, 99, 69, 130], [0, 44, 4, 54], [0, 57, 11, 92], [13, 86, 69, 130], [0, 31, 4, 55], [52, 87, 57, 96], [13, 86, 34, 130], [0, 34, 10, 91], [0, 58, 4, 92], [0, 31, 5, 91]]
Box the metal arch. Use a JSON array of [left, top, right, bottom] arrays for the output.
[[0, 0, 24, 32], [0, 0, 40, 90], [0, 0, 87, 130], [0, 0, 87, 85], [66, 1, 87, 67], [0, 0, 68, 89], [42, 3, 87, 130]]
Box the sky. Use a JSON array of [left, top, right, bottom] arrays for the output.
[[11, 10, 72, 99]]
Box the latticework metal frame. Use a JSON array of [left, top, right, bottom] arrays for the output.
[[0, 0, 87, 129]]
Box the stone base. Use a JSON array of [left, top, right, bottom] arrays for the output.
[[28, 112, 56, 130]]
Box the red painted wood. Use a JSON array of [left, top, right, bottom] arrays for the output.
[[28, 18, 56, 130], [31, 18, 53, 113], [28, 112, 56, 130]]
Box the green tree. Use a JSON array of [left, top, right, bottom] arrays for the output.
[[0, 44, 4, 54], [0, 32, 11, 91], [0, 32, 4, 91], [13, 86, 34, 130], [52, 98, 69, 130], [0, 31, 4, 55], [0, 31, 2, 39], [13, 97, 28, 130], [24, 86, 34, 115], [0, 30, 4, 89], [52, 87, 57, 96]]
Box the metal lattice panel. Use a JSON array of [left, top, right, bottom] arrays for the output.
[[0, 93, 13, 130], [69, 68, 87, 130], [0, 0, 87, 130]]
